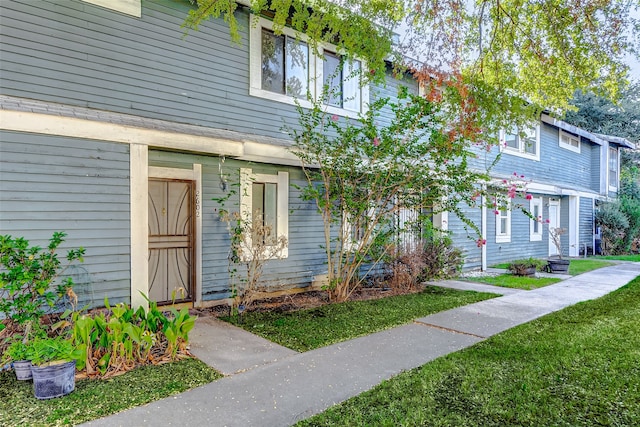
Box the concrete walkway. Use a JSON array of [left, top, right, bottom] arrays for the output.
[[84, 263, 640, 427]]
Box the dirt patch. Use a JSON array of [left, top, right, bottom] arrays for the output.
[[192, 285, 426, 318]]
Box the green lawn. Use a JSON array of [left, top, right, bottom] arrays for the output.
[[298, 276, 640, 426], [0, 358, 221, 426], [595, 254, 640, 262], [568, 259, 613, 275], [490, 258, 614, 276], [225, 287, 497, 352], [469, 274, 562, 290]]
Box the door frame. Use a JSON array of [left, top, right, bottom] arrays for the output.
[[148, 166, 202, 307], [130, 149, 202, 310]]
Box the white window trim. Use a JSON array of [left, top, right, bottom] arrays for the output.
[[495, 200, 511, 243], [529, 197, 543, 242], [499, 125, 540, 161], [315, 44, 370, 118], [240, 168, 289, 259], [559, 130, 581, 154], [249, 15, 368, 118], [81, 0, 141, 17], [608, 146, 619, 192]]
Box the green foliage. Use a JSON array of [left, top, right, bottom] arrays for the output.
[[24, 335, 79, 366], [596, 202, 631, 255], [507, 258, 546, 276], [0, 232, 85, 325], [225, 286, 496, 352], [62, 296, 196, 377], [288, 87, 489, 301], [297, 277, 640, 426]]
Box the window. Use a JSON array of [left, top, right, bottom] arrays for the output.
[[495, 200, 511, 243], [609, 147, 618, 190], [260, 29, 309, 97], [322, 52, 362, 113], [250, 16, 368, 117], [240, 168, 289, 259], [501, 126, 539, 160], [559, 130, 580, 153], [529, 197, 543, 241]]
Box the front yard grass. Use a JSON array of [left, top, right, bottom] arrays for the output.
[[469, 274, 562, 290], [0, 358, 221, 426], [491, 258, 614, 276], [595, 254, 640, 262], [298, 276, 640, 427], [224, 287, 497, 352]]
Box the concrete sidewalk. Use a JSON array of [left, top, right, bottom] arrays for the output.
[[84, 262, 640, 427]]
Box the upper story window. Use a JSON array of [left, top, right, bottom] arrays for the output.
[[260, 29, 309, 98], [321, 52, 363, 113], [500, 125, 540, 161], [250, 16, 368, 118], [559, 130, 581, 153], [609, 146, 618, 191]]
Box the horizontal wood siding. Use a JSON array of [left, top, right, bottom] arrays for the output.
[[448, 204, 482, 270], [0, 131, 131, 307], [1, 0, 402, 143], [487, 124, 599, 191], [149, 151, 327, 301]]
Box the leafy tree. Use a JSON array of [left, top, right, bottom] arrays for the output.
[[286, 87, 495, 301], [185, 0, 639, 127]]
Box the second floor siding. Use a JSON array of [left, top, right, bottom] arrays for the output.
[[490, 123, 600, 193], [1, 0, 401, 143]]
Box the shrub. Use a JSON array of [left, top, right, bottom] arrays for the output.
[[0, 232, 84, 327], [420, 236, 464, 281], [595, 203, 629, 255], [385, 246, 427, 292], [508, 258, 545, 276]]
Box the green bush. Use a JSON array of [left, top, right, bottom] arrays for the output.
[[595, 203, 630, 255], [508, 258, 545, 276], [420, 236, 464, 281], [0, 232, 84, 327]]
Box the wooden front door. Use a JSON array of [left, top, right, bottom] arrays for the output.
[[148, 179, 194, 304]]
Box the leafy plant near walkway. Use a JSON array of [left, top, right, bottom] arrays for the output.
[[298, 276, 640, 426], [224, 286, 496, 352], [0, 358, 221, 426]]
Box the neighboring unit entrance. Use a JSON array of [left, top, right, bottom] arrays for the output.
[[148, 178, 194, 304]]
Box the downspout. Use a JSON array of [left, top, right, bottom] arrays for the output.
[[481, 186, 487, 271]]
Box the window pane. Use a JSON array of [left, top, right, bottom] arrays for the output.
[[500, 218, 508, 234], [285, 37, 308, 97], [342, 59, 361, 112], [523, 127, 536, 154], [533, 204, 540, 233], [609, 148, 618, 185], [504, 129, 518, 148], [323, 52, 342, 107], [264, 183, 277, 238], [261, 30, 285, 94]]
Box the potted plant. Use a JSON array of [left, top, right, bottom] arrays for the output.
[[3, 339, 32, 380], [25, 336, 79, 399], [508, 258, 544, 276], [547, 227, 570, 273]]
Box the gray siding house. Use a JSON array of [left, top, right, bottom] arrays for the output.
[[0, 0, 634, 309]]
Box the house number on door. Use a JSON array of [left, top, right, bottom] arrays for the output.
[[195, 190, 200, 218]]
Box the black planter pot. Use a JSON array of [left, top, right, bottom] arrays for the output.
[[31, 360, 76, 400], [547, 259, 570, 274]]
